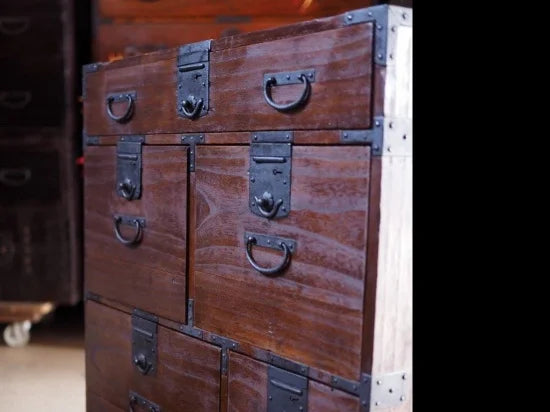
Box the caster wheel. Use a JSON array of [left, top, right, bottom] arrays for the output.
[[3, 320, 31, 347]]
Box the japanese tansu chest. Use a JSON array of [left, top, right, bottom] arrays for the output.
[[83, 5, 412, 412]]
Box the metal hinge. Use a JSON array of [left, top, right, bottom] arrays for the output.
[[343, 5, 412, 67], [267, 365, 308, 412], [179, 299, 203, 338], [177, 40, 211, 119], [209, 334, 239, 375], [116, 136, 144, 200], [131, 309, 158, 376], [249, 131, 293, 219], [180, 134, 205, 172]]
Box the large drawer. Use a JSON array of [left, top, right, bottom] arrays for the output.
[[228, 351, 362, 412], [83, 22, 373, 135], [96, 0, 374, 19], [193, 145, 371, 381], [86, 300, 221, 412], [84, 145, 189, 323]]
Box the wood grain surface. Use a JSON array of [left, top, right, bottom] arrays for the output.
[[86, 300, 221, 411], [84, 23, 373, 135], [84, 146, 188, 323], [228, 351, 360, 411], [194, 145, 370, 381]]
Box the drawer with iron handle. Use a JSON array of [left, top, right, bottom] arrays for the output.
[[0, 16, 30, 36]]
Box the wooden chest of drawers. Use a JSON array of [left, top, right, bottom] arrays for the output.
[[83, 4, 412, 411]]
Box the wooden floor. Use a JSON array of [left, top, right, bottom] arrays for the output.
[[0, 305, 85, 412]]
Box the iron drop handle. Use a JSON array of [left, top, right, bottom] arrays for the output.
[[254, 191, 283, 219], [245, 236, 292, 276], [0, 17, 30, 36], [114, 216, 144, 246], [0, 168, 31, 186], [263, 73, 311, 112], [106, 94, 135, 123], [180, 95, 203, 119]]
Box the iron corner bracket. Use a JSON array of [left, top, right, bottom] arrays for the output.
[[341, 117, 384, 156], [343, 4, 412, 66], [179, 299, 203, 339], [180, 134, 205, 172], [210, 334, 239, 375]]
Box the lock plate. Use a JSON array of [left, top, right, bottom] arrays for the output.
[[116, 136, 144, 200], [267, 365, 308, 412], [176, 40, 211, 118], [249, 131, 292, 219], [131, 310, 158, 376]]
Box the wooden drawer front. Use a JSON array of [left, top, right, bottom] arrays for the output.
[[228, 351, 361, 412], [97, 0, 375, 19], [84, 146, 188, 322], [86, 300, 221, 412], [0, 15, 63, 60], [0, 150, 60, 205], [84, 23, 373, 135], [0, 209, 69, 301], [94, 19, 303, 61], [194, 145, 371, 381]]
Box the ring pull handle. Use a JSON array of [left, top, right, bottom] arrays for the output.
[[0, 17, 30, 36], [245, 235, 293, 276], [0, 168, 32, 186], [118, 178, 136, 200], [180, 95, 203, 119], [129, 392, 160, 412], [106, 93, 135, 123], [254, 191, 283, 219], [0, 91, 32, 109], [113, 216, 144, 246], [263, 73, 311, 112]]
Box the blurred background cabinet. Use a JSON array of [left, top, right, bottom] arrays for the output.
[[0, 0, 85, 317]]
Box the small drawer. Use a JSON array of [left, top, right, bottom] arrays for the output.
[[0, 149, 60, 205], [193, 145, 372, 381], [83, 21, 373, 136], [84, 145, 189, 323], [86, 300, 221, 412]]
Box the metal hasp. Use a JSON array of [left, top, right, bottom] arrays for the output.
[[131, 309, 158, 376], [341, 117, 384, 156], [249, 131, 293, 219], [116, 135, 144, 200], [267, 365, 308, 412], [129, 391, 161, 412], [177, 40, 211, 119], [181, 134, 204, 172]]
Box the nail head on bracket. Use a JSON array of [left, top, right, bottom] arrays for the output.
[[376, 380, 382, 385], [400, 396, 406, 401], [347, 14, 353, 20]]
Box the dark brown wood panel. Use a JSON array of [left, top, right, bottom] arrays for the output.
[[86, 300, 221, 412], [97, 0, 377, 20], [94, 19, 303, 61], [195, 145, 370, 380], [228, 351, 361, 411], [84, 146, 188, 322], [84, 23, 373, 135]]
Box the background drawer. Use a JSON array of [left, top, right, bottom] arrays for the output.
[[84, 145, 189, 323], [0, 149, 61, 205], [0, 15, 63, 59]]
